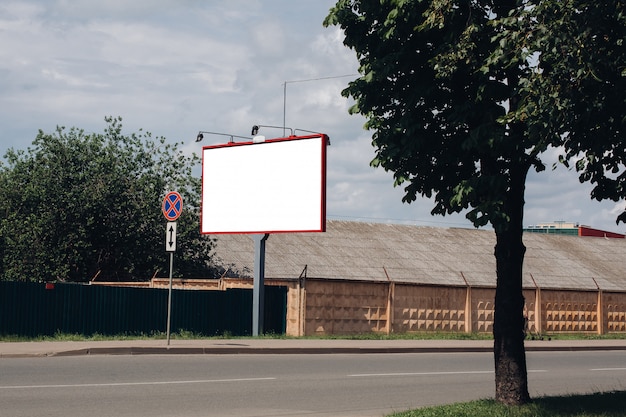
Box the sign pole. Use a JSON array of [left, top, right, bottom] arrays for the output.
[[166, 251, 174, 345], [162, 191, 182, 347]]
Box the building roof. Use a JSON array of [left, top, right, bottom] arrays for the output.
[[524, 222, 625, 238], [210, 220, 626, 291]]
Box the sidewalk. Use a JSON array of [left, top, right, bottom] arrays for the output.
[[2, 338, 626, 358]]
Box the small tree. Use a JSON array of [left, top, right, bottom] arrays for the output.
[[325, 0, 625, 405], [0, 116, 218, 282]]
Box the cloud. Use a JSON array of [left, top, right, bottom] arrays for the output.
[[249, 20, 286, 56]]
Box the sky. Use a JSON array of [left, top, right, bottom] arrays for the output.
[[1, 0, 624, 234]]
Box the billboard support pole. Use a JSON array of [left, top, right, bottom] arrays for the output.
[[252, 233, 270, 336]]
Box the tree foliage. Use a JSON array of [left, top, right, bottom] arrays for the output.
[[0, 116, 219, 282], [513, 2, 626, 215], [325, 0, 625, 406]]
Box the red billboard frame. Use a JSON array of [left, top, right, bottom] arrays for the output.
[[200, 134, 329, 234]]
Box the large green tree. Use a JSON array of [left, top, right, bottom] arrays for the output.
[[0, 116, 218, 282], [325, 0, 625, 405]]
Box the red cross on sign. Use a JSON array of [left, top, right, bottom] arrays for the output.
[[162, 191, 183, 221]]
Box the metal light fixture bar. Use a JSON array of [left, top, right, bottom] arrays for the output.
[[251, 125, 327, 143], [196, 131, 251, 143], [251, 124, 294, 137], [294, 128, 324, 136]]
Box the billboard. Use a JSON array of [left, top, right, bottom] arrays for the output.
[[201, 134, 329, 234]]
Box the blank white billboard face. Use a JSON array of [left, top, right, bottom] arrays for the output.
[[201, 134, 329, 234]]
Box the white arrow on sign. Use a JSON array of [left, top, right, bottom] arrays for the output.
[[166, 222, 177, 252]]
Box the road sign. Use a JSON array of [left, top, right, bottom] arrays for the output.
[[162, 191, 183, 221], [166, 222, 177, 252]]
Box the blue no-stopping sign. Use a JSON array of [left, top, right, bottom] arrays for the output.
[[162, 191, 183, 221]]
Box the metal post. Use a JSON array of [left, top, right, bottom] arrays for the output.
[[166, 252, 174, 345], [283, 82, 287, 137], [252, 234, 269, 336]]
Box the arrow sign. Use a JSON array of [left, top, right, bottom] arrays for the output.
[[166, 222, 177, 252]]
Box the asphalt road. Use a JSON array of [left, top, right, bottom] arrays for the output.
[[1, 351, 625, 417]]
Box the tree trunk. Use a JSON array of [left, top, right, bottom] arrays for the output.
[[493, 167, 531, 405]]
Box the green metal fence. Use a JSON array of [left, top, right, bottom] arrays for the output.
[[0, 281, 286, 337]]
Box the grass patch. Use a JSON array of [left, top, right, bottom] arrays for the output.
[[0, 329, 207, 342], [291, 332, 626, 341], [389, 391, 626, 417], [532, 333, 626, 341], [300, 331, 494, 341]]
